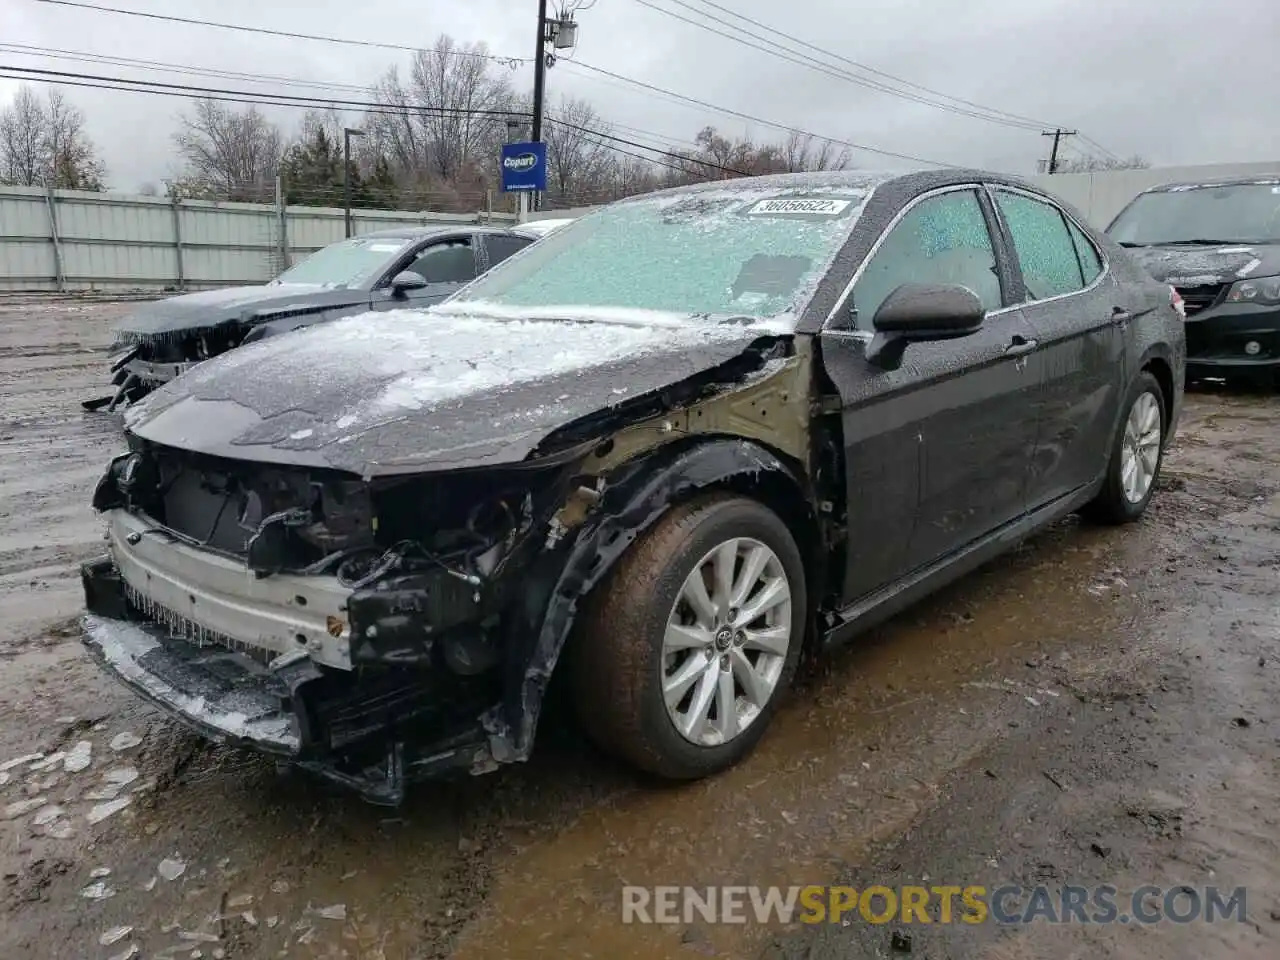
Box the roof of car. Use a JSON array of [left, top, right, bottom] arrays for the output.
[[1138, 175, 1280, 194], [358, 224, 528, 241], [619, 167, 1049, 203]]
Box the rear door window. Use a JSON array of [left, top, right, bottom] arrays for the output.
[[993, 190, 1085, 300], [485, 234, 534, 268]]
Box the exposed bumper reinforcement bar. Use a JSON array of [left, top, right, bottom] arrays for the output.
[[81, 557, 497, 805]]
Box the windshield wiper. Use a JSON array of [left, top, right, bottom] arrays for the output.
[[1155, 239, 1253, 246]]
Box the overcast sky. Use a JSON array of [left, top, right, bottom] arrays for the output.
[[2, 0, 1277, 191]]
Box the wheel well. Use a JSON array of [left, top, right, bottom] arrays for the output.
[[1142, 356, 1174, 436], [669, 469, 827, 654]]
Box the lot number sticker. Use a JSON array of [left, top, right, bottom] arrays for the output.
[[746, 197, 853, 216]]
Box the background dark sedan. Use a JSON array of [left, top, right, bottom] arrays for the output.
[[85, 222, 558, 410], [1107, 177, 1280, 387]]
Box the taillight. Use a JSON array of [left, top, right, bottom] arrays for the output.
[[1169, 286, 1186, 318]]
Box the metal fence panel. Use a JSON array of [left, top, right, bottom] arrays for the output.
[[0, 184, 514, 292]]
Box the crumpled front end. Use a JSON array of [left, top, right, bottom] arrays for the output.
[[79, 332, 807, 802], [79, 439, 578, 802], [85, 325, 245, 413]]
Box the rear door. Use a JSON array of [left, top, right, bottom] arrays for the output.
[[479, 233, 535, 273], [819, 185, 1040, 601], [988, 187, 1125, 509]]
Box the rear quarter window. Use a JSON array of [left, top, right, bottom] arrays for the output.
[[1066, 220, 1103, 286], [994, 190, 1085, 300]]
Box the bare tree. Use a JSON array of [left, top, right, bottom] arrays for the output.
[[1055, 154, 1150, 173], [781, 131, 853, 173], [543, 97, 618, 204], [0, 87, 45, 186], [0, 85, 105, 189], [174, 99, 283, 201], [364, 35, 517, 208], [43, 90, 105, 190]]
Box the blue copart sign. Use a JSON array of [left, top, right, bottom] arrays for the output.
[[500, 142, 547, 193]]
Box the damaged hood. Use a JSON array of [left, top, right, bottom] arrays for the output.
[[113, 284, 370, 341], [1127, 242, 1280, 287], [124, 307, 776, 477]]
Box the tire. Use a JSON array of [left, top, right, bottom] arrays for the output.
[[570, 493, 807, 780], [1082, 371, 1166, 524]]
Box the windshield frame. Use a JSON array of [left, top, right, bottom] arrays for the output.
[[271, 234, 421, 289], [444, 184, 874, 332], [1107, 180, 1280, 247]]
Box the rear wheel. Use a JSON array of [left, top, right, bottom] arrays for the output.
[[571, 494, 806, 779], [1082, 371, 1165, 524]]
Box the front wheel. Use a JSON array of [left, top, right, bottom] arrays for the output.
[[571, 494, 807, 780], [1082, 371, 1166, 524]]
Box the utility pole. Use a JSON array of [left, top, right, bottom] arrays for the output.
[[1041, 128, 1077, 174], [343, 126, 365, 237], [529, 1, 579, 211], [532, 0, 549, 144]]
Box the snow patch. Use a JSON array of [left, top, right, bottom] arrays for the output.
[[87, 796, 132, 824], [84, 616, 299, 751], [64, 740, 92, 773], [158, 856, 187, 881], [0, 753, 43, 772], [2, 797, 46, 820], [109, 731, 142, 752]]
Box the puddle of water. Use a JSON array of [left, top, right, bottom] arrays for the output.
[[448, 523, 1131, 959]]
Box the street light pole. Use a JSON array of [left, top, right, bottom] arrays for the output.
[[343, 127, 365, 237]]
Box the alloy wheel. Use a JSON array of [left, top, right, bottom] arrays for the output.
[[661, 537, 792, 746], [1120, 391, 1162, 503]]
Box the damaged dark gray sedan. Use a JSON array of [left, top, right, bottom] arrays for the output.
[[81, 170, 1185, 803], [86, 223, 549, 411]]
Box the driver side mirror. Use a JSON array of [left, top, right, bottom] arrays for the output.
[[864, 282, 985, 370], [390, 271, 429, 296]]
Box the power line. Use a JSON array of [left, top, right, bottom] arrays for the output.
[[0, 41, 381, 96], [548, 119, 751, 176], [1, 40, 714, 155], [629, 0, 1046, 132], [674, 0, 1059, 131], [650, 0, 1121, 160], [19, 2, 955, 167], [29, 0, 528, 65], [0, 60, 745, 179], [565, 59, 952, 167], [0, 65, 530, 119], [573, 132, 702, 177], [1077, 133, 1122, 163]]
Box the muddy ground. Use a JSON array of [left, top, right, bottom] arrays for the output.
[[0, 298, 1277, 960]]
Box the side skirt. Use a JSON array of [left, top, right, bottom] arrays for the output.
[[822, 480, 1103, 649]]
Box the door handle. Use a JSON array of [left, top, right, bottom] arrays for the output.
[[1111, 307, 1133, 324], [1004, 335, 1038, 357]]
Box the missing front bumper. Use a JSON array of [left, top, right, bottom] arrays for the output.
[[83, 611, 305, 755], [80, 557, 498, 804]]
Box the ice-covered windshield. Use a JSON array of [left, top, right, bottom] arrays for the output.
[[272, 236, 413, 288], [1108, 182, 1280, 245], [449, 188, 868, 325]]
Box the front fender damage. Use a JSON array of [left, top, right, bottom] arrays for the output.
[[478, 336, 816, 766], [483, 435, 811, 766], [82, 334, 817, 803]]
